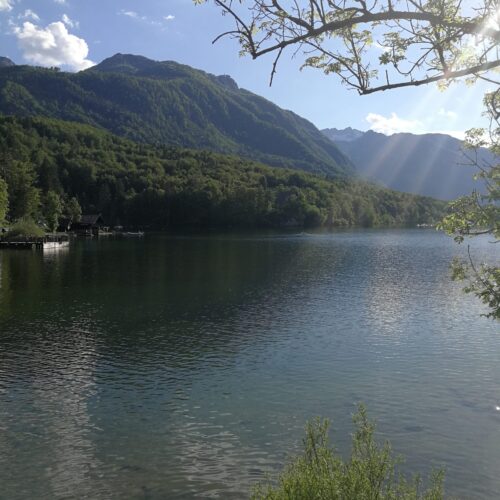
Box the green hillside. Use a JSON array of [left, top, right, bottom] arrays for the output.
[[0, 54, 352, 177], [0, 116, 445, 229]]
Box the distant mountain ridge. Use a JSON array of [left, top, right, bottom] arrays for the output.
[[322, 128, 495, 199], [0, 53, 353, 178], [90, 53, 241, 90], [322, 127, 364, 143]]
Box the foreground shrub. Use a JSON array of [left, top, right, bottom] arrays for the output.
[[6, 218, 45, 239], [253, 405, 444, 500]]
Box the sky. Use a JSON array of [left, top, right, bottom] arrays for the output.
[[0, 0, 494, 137]]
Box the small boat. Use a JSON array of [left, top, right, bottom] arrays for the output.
[[122, 231, 145, 237], [43, 234, 70, 249]]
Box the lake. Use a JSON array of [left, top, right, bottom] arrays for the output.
[[0, 229, 498, 499]]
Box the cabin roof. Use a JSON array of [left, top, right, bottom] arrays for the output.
[[79, 214, 104, 225]]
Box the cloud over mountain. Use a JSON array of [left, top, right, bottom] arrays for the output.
[[366, 112, 422, 135], [14, 21, 94, 71]]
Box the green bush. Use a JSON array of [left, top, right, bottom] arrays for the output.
[[252, 405, 444, 500], [6, 218, 45, 239]]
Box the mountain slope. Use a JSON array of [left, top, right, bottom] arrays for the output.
[[0, 54, 352, 177], [322, 129, 494, 199]]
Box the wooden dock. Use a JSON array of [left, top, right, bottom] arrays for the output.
[[0, 235, 69, 250], [0, 240, 44, 249]]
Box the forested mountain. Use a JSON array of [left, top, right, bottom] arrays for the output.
[[0, 54, 352, 177], [0, 116, 444, 229], [322, 128, 494, 199]]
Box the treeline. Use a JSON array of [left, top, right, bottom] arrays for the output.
[[0, 116, 445, 229]]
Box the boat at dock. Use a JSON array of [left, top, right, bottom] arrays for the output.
[[42, 234, 70, 250], [121, 231, 145, 237]]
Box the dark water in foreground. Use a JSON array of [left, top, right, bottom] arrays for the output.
[[0, 229, 498, 499]]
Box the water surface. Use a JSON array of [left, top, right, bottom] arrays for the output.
[[0, 229, 498, 499]]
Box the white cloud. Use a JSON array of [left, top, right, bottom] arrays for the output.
[[14, 21, 94, 71], [54, 0, 66, 4], [20, 9, 40, 21], [438, 107, 458, 120], [373, 42, 390, 53], [0, 0, 13, 12], [119, 9, 174, 27], [61, 13, 78, 29], [366, 112, 422, 135], [366, 112, 465, 139], [121, 10, 140, 19]]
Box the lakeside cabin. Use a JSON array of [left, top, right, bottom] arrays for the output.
[[57, 217, 72, 233], [72, 214, 107, 236]]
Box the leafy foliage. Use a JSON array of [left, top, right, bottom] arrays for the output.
[[252, 405, 444, 500], [5, 217, 44, 239], [0, 177, 7, 224], [43, 191, 63, 233], [0, 116, 444, 229], [0, 157, 40, 220], [66, 197, 82, 223], [438, 89, 500, 319], [450, 256, 500, 320], [0, 55, 353, 177]]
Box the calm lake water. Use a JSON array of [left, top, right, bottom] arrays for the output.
[[0, 229, 499, 499]]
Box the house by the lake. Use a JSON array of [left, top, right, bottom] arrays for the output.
[[57, 217, 72, 233], [71, 214, 107, 236]]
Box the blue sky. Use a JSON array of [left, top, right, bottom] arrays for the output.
[[0, 0, 493, 136]]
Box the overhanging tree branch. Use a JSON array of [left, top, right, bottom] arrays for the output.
[[201, 0, 500, 93], [361, 59, 500, 94]]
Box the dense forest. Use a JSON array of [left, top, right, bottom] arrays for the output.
[[0, 54, 352, 177], [0, 116, 445, 230]]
